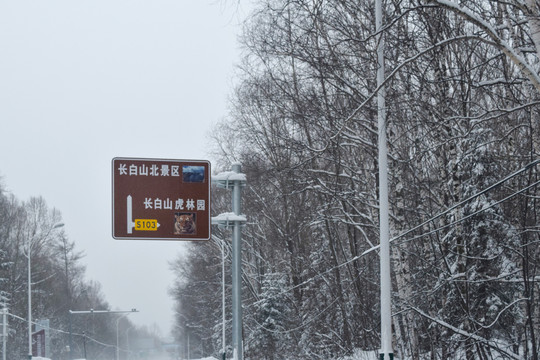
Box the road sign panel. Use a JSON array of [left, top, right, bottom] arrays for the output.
[[112, 157, 211, 240]]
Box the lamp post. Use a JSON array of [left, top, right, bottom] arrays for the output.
[[126, 326, 132, 360], [375, 0, 393, 357], [115, 310, 138, 360], [186, 326, 190, 360], [28, 222, 64, 360], [174, 315, 197, 360], [69, 309, 138, 360], [116, 314, 129, 360]]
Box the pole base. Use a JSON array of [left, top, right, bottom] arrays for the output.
[[380, 353, 393, 360]]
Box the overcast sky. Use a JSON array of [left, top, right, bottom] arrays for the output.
[[0, 0, 250, 338]]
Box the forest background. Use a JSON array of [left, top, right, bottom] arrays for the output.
[[0, 192, 166, 359], [171, 0, 540, 360]]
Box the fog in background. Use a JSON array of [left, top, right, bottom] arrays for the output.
[[0, 0, 249, 337]]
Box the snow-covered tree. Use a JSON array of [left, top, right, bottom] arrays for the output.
[[172, 0, 540, 358]]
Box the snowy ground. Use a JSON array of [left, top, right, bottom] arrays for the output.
[[181, 351, 381, 360], [337, 349, 381, 360], [33, 350, 382, 360]]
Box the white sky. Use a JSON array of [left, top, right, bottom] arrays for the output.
[[0, 0, 250, 338]]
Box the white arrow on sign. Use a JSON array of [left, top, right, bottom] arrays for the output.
[[127, 195, 135, 234]]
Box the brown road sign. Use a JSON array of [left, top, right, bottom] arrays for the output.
[[112, 157, 211, 240]]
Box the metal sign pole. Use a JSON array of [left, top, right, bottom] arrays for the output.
[[221, 240, 227, 360], [231, 163, 243, 360], [212, 165, 247, 360]]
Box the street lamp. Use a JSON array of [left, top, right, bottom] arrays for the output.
[[69, 309, 138, 360], [27, 222, 64, 360], [126, 326, 132, 360], [116, 310, 138, 360], [174, 315, 196, 360], [116, 314, 128, 360]]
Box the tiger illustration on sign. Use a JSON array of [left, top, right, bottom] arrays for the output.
[[174, 213, 196, 235]]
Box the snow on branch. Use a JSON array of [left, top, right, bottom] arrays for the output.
[[427, 0, 540, 92], [410, 307, 522, 359]]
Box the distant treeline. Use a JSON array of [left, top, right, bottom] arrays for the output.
[[0, 188, 160, 359]]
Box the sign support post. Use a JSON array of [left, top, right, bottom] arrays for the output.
[[231, 164, 244, 360], [212, 164, 247, 360]]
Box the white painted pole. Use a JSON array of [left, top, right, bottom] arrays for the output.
[[187, 330, 190, 360], [376, 0, 394, 358], [231, 163, 243, 360], [116, 316, 121, 360], [27, 236, 32, 360], [2, 308, 7, 360], [222, 240, 227, 360]]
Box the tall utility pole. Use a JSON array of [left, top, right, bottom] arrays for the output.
[[27, 236, 32, 360], [2, 308, 7, 360], [375, 0, 394, 358], [212, 164, 247, 360], [28, 223, 64, 360]]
